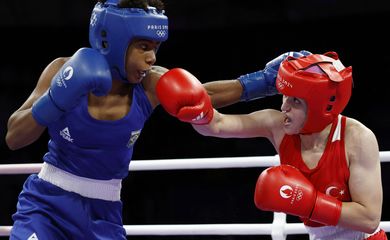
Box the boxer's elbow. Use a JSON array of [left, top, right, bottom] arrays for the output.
[[341, 202, 382, 234], [5, 128, 41, 151], [355, 209, 381, 234], [363, 214, 381, 234], [5, 132, 22, 150]]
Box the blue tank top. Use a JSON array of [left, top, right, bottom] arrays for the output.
[[43, 84, 153, 180]]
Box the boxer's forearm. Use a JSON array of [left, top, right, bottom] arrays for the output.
[[203, 80, 242, 109], [337, 202, 381, 234], [6, 108, 46, 150]]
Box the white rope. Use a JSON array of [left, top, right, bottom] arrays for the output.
[[0, 227, 11, 237], [123, 223, 278, 235], [121, 222, 390, 235], [1, 151, 389, 174], [1, 221, 390, 236], [130, 221, 390, 235], [0, 156, 279, 174]]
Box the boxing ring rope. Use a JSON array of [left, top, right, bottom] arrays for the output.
[[1, 151, 389, 239]]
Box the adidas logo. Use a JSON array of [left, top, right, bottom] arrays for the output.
[[60, 127, 74, 143], [192, 111, 205, 122], [28, 233, 39, 240]]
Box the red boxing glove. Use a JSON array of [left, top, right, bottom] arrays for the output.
[[156, 68, 214, 125], [254, 165, 342, 226]]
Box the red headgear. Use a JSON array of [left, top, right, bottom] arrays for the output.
[[276, 52, 353, 134]]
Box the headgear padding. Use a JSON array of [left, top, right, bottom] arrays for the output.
[[89, 0, 169, 81], [276, 52, 353, 134]]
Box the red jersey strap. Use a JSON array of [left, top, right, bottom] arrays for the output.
[[329, 115, 347, 143]]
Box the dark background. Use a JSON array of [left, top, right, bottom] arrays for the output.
[[1, 0, 390, 239]]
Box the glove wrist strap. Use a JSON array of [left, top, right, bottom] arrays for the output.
[[32, 92, 64, 126], [310, 191, 342, 226]]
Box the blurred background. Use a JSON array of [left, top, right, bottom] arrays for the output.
[[1, 0, 390, 239]]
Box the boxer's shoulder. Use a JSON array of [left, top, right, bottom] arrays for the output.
[[141, 66, 169, 108], [143, 66, 169, 88], [151, 65, 169, 76], [345, 116, 379, 165], [345, 117, 375, 142]]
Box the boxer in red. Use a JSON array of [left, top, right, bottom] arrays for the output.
[[156, 52, 387, 239]]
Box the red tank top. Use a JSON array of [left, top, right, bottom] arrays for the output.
[[279, 115, 351, 227]]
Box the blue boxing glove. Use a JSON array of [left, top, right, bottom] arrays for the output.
[[238, 50, 311, 101], [32, 48, 112, 126]]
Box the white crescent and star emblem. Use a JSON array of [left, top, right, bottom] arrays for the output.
[[325, 186, 345, 199], [325, 186, 338, 195]]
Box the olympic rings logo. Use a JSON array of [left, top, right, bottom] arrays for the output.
[[156, 30, 167, 38], [90, 12, 98, 27], [296, 189, 303, 201], [280, 185, 304, 205]]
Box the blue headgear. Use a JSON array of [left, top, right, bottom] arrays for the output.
[[89, 0, 169, 81]]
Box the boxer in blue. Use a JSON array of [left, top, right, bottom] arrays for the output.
[[5, 0, 311, 238]]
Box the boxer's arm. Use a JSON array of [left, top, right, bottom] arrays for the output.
[[338, 119, 382, 233], [203, 80, 242, 108], [143, 65, 169, 109], [193, 108, 283, 142], [5, 57, 68, 150], [156, 68, 284, 143]]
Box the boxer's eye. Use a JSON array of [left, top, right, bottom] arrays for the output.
[[140, 44, 147, 50], [293, 98, 301, 104]]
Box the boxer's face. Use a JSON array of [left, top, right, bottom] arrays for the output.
[[124, 39, 159, 83], [281, 95, 307, 134]]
